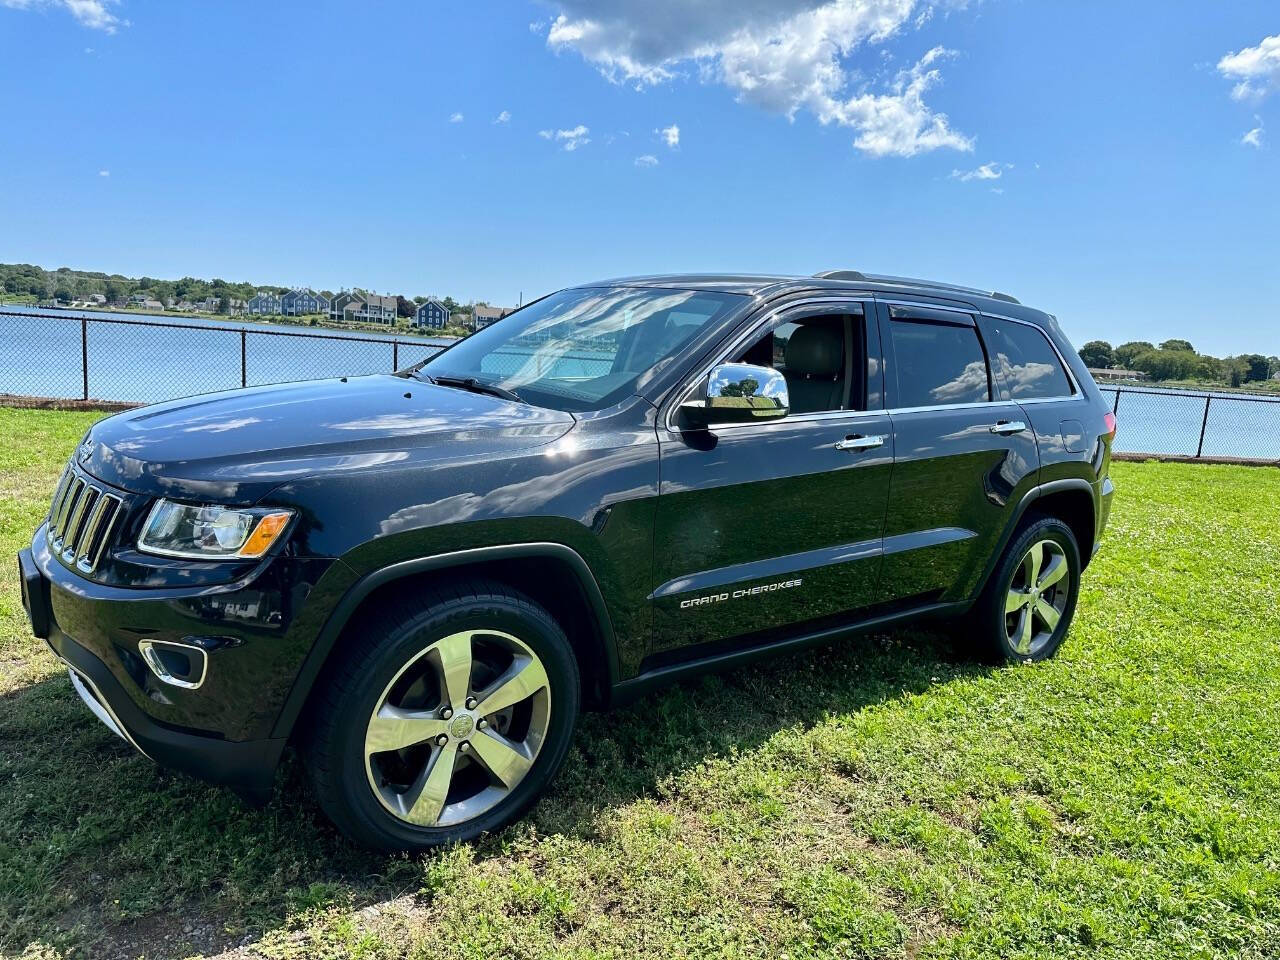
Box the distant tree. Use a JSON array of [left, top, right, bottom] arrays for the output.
[[396, 295, 415, 318], [1159, 338, 1194, 353], [53, 286, 74, 303], [1131, 349, 1200, 381], [1230, 354, 1270, 382], [1113, 341, 1154, 368], [103, 280, 127, 302], [217, 296, 231, 315], [1078, 340, 1114, 368]]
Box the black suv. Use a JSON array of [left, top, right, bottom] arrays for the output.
[[19, 272, 1115, 850]]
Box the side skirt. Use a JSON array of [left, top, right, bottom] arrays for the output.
[[608, 599, 970, 707]]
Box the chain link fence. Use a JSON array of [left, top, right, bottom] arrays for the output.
[[1106, 386, 1280, 461], [0, 309, 449, 406], [2, 309, 1278, 461]]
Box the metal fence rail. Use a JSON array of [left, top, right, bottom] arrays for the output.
[[2, 309, 1278, 461], [0, 309, 448, 406]]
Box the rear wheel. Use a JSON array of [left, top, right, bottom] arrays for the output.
[[302, 581, 579, 850], [967, 516, 1081, 663]]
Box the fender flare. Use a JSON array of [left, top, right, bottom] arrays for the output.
[[972, 477, 1097, 602], [270, 542, 621, 740]]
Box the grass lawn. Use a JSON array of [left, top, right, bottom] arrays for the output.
[[1, 407, 1278, 959]]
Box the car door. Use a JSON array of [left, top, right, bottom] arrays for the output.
[[976, 312, 1092, 489], [876, 299, 1040, 606], [649, 298, 893, 661]]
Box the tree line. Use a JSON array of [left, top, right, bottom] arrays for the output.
[[1078, 339, 1278, 387]]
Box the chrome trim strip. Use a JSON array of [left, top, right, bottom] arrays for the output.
[[62, 487, 98, 562], [52, 477, 83, 546], [137, 639, 209, 690], [650, 526, 975, 600], [47, 470, 72, 536], [82, 495, 122, 573], [65, 665, 150, 758], [75, 494, 111, 567]]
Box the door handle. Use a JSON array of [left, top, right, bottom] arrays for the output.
[[834, 434, 886, 452], [989, 420, 1028, 435]]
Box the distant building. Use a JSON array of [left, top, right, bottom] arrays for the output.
[[1088, 367, 1148, 382], [247, 291, 282, 315], [473, 304, 514, 331], [280, 288, 330, 316], [414, 298, 450, 330], [85, 293, 106, 305], [332, 292, 398, 324]]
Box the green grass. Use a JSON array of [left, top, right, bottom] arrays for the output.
[[1, 407, 1278, 958]]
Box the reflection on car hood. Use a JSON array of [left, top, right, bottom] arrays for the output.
[[80, 375, 575, 503]]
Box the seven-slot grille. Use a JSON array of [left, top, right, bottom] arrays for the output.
[[47, 468, 124, 573]]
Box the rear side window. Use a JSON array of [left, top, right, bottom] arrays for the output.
[[983, 319, 1074, 400], [889, 318, 990, 408]]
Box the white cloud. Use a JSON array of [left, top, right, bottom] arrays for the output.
[[635, 154, 659, 167], [449, 112, 464, 123], [544, 0, 974, 157], [493, 110, 511, 124], [950, 160, 1010, 182], [658, 123, 679, 148], [1, 0, 123, 32], [1241, 124, 1264, 148], [541, 124, 591, 150], [1218, 34, 1280, 101], [97, 169, 109, 176]]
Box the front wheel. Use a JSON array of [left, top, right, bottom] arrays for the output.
[[968, 516, 1081, 664], [301, 581, 580, 850]]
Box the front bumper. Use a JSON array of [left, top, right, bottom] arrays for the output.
[[18, 536, 336, 798]]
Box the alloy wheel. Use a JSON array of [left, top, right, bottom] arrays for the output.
[[1004, 539, 1071, 657], [364, 629, 551, 827]]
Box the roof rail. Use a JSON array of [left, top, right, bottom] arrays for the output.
[[812, 270, 1021, 305]]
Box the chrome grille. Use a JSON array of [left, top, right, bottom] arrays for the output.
[[47, 468, 124, 573]]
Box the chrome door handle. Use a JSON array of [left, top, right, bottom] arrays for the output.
[[989, 420, 1028, 435], [834, 434, 885, 452]]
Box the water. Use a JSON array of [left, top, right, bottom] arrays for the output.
[[1, 306, 1276, 459]]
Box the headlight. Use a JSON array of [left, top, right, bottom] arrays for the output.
[[138, 500, 293, 560]]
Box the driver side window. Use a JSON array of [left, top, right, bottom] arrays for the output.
[[731, 309, 866, 414]]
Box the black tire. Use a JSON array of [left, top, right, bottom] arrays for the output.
[[301, 579, 579, 851], [965, 515, 1081, 664]]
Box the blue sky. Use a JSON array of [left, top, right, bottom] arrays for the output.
[[1, 0, 1277, 355]]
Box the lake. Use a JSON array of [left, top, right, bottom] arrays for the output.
[[2, 306, 1277, 460]]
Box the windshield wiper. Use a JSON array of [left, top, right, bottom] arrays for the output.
[[429, 375, 525, 404]]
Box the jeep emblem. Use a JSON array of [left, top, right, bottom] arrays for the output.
[[449, 714, 475, 739], [78, 439, 95, 464]]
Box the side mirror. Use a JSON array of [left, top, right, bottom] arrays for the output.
[[680, 362, 789, 429]]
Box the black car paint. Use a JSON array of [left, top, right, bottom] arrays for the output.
[[20, 274, 1114, 798]]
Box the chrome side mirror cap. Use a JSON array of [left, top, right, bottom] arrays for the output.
[[680, 362, 789, 429]]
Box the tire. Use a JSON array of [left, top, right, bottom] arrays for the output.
[[965, 515, 1081, 664], [301, 579, 580, 851]]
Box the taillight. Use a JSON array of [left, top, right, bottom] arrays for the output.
[[1103, 411, 1117, 439]]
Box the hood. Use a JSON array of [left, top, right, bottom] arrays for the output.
[[81, 375, 575, 503]]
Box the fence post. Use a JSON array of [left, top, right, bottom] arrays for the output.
[[240, 330, 247, 388], [1112, 388, 1120, 415], [1195, 396, 1211, 458], [393, 340, 399, 371], [81, 317, 89, 401]]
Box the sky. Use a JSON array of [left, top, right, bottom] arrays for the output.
[[0, 0, 1277, 356]]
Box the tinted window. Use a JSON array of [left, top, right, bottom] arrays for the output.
[[983, 320, 1074, 400], [890, 319, 990, 407], [734, 310, 866, 412]]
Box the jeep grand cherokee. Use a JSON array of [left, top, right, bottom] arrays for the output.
[[19, 271, 1116, 850]]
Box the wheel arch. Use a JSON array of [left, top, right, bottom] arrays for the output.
[[973, 478, 1097, 602], [270, 543, 621, 741]]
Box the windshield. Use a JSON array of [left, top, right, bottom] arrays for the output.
[[421, 287, 744, 412]]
